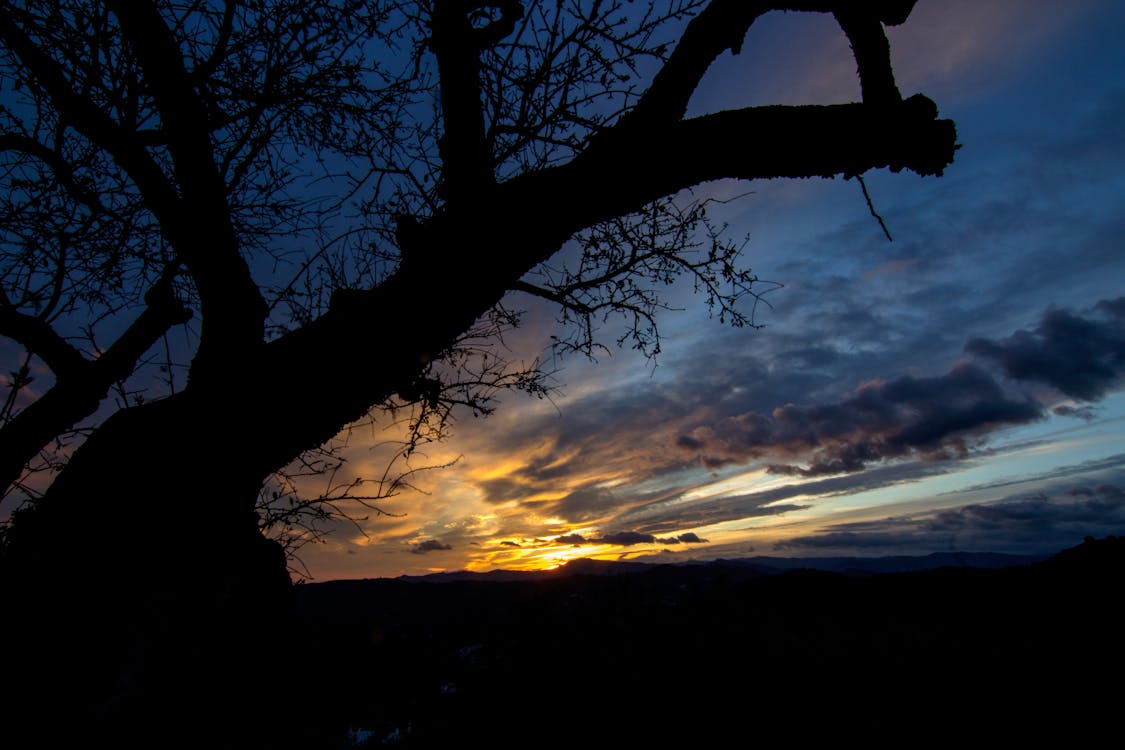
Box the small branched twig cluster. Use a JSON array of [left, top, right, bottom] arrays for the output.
[[521, 193, 779, 361], [259, 299, 558, 573], [258, 433, 457, 580]]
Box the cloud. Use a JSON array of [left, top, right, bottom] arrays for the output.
[[778, 483, 1125, 555], [555, 534, 587, 546], [596, 531, 655, 546], [653, 532, 710, 544], [680, 363, 1043, 476], [553, 487, 625, 523], [676, 298, 1125, 478], [500, 540, 521, 547], [1053, 404, 1097, 420], [966, 298, 1125, 401], [479, 476, 526, 505], [926, 486, 1125, 532], [661, 533, 710, 545], [775, 529, 914, 551], [412, 539, 453, 554], [552, 530, 709, 547], [645, 499, 813, 536]]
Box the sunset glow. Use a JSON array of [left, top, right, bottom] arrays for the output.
[[285, 0, 1125, 581]]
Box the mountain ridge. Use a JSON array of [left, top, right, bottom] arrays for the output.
[[285, 536, 1124, 747], [361, 549, 1050, 584]]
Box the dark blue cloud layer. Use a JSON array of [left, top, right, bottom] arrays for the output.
[[967, 297, 1125, 401], [778, 482, 1125, 555], [677, 299, 1125, 476]]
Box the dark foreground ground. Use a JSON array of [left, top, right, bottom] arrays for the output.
[[281, 536, 1125, 747]]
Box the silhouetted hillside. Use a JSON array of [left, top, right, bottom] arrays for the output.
[[283, 537, 1124, 747], [389, 550, 1044, 584]]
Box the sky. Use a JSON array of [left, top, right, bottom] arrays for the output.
[[294, 0, 1125, 580]]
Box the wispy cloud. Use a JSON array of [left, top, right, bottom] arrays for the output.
[[336, 296, 1125, 575], [778, 482, 1125, 555]]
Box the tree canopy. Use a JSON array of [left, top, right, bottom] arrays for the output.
[[0, 0, 956, 740]]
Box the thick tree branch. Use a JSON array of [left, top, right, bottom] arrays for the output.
[[624, 0, 918, 127], [529, 96, 956, 249], [430, 0, 524, 203], [624, 0, 767, 126], [250, 95, 955, 483], [2, 4, 259, 380], [0, 270, 191, 496], [106, 0, 267, 372], [94, 267, 193, 385], [468, 0, 525, 48], [0, 297, 88, 381], [834, 6, 901, 106], [430, 1, 492, 202]]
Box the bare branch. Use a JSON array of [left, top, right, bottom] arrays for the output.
[[106, 0, 268, 368], [430, 0, 524, 200], [855, 173, 893, 242], [0, 267, 191, 496], [0, 289, 88, 380]]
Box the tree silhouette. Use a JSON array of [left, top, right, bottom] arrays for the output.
[[0, 0, 955, 739]]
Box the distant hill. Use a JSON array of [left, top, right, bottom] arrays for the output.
[[390, 549, 1048, 583], [285, 536, 1124, 748]]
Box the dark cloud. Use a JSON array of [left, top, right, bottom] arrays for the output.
[[648, 532, 706, 546], [553, 487, 621, 522], [500, 540, 521, 547], [1053, 404, 1097, 420], [925, 485, 1125, 531], [411, 539, 453, 554], [552, 530, 709, 547], [676, 434, 705, 450], [775, 530, 914, 550], [679, 362, 1043, 476], [966, 298, 1125, 401], [555, 534, 587, 546], [594, 531, 655, 546], [480, 477, 526, 505], [778, 483, 1125, 555], [653, 532, 710, 544], [934, 452, 1125, 499], [615, 456, 997, 540], [780, 345, 847, 370]]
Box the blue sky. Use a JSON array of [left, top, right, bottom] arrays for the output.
[[296, 0, 1125, 579]]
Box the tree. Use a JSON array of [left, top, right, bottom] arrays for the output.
[[0, 0, 955, 741]]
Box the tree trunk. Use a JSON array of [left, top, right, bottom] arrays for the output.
[[1, 393, 293, 745]]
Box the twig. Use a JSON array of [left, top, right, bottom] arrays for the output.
[[856, 173, 893, 242]]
